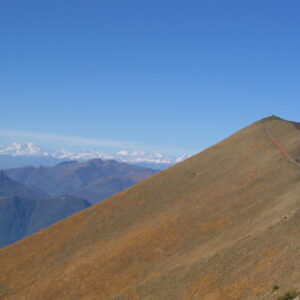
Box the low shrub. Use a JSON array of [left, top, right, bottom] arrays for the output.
[[277, 290, 299, 300]]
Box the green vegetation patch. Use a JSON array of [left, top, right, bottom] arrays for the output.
[[277, 290, 299, 300], [0, 284, 11, 296]]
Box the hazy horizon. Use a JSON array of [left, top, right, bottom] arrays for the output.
[[1, 1, 300, 155]]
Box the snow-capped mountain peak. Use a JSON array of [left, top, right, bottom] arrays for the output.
[[0, 142, 191, 168], [0, 142, 49, 157]]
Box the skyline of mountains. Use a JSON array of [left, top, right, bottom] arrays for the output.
[[0, 157, 156, 247], [0, 142, 190, 169], [0, 170, 91, 247], [2, 117, 300, 299], [6, 159, 157, 204], [0, 170, 47, 200]]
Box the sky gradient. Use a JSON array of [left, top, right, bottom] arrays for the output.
[[1, 0, 300, 155]]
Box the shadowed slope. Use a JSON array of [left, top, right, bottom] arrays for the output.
[[0, 195, 91, 248], [0, 171, 92, 247], [1, 117, 300, 299], [0, 170, 48, 200]]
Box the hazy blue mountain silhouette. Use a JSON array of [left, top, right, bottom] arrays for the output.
[[6, 159, 156, 204], [0, 171, 91, 247]]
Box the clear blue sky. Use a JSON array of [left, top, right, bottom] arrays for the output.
[[1, 0, 300, 155]]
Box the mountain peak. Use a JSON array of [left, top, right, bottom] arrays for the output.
[[3, 118, 300, 298], [88, 158, 103, 165], [0, 142, 47, 157], [0, 142, 191, 169]]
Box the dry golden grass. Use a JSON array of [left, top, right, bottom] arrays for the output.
[[1, 117, 300, 299]]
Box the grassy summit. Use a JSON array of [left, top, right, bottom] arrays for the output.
[[1, 117, 300, 299]]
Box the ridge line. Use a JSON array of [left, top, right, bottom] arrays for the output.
[[263, 125, 300, 168]]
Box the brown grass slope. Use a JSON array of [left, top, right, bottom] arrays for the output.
[[1, 117, 300, 299]]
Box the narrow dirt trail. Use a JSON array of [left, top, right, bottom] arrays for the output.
[[263, 126, 300, 168], [259, 125, 300, 299]]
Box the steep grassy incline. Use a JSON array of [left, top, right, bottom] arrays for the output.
[[1, 117, 300, 299]]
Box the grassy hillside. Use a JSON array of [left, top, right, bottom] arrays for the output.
[[1, 117, 300, 299]]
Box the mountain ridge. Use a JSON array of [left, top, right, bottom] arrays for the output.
[[1, 117, 300, 299], [6, 158, 157, 204], [0, 170, 48, 200], [0, 171, 91, 247]]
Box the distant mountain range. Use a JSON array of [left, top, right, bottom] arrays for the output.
[[6, 159, 157, 204], [0, 170, 47, 200], [0, 142, 190, 169], [0, 170, 91, 247], [0, 158, 156, 247], [4, 117, 300, 299]]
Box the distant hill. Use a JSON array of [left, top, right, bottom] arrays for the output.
[[0, 171, 91, 248], [3, 117, 300, 299], [0, 159, 155, 247], [0, 170, 47, 199], [6, 159, 157, 204]]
